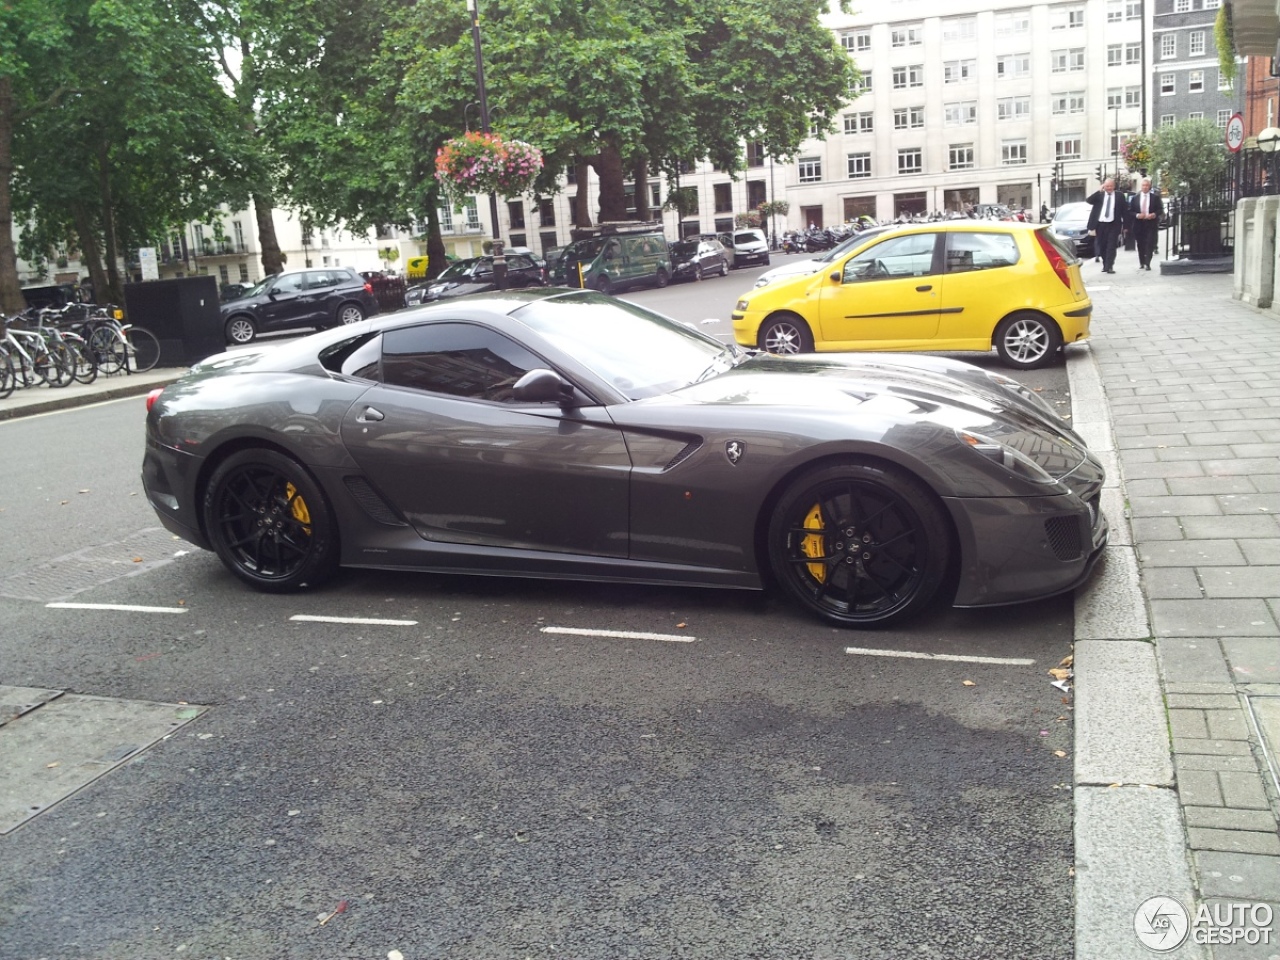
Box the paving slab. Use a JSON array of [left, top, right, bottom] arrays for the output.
[[1150, 600, 1277, 638], [1075, 547, 1151, 641], [1075, 641, 1172, 787]]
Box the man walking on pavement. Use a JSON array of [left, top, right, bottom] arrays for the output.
[[1129, 176, 1163, 270], [1086, 178, 1125, 273]]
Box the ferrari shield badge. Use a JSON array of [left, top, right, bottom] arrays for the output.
[[725, 440, 746, 465]]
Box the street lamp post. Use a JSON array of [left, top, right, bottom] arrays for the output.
[[1258, 127, 1280, 195], [468, 0, 506, 287]]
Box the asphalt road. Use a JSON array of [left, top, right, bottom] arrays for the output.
[[0, 259, 1077, 960]]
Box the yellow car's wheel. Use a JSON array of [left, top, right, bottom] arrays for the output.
[[759, 313, 814, 355]]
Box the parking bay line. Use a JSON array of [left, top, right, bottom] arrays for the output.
[[289, 614, 419, 626], [46, 602, 188, 614], [844, 646, 1035, 666], [541, 626, 698, 643]]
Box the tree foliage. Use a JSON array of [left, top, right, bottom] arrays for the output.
[[1154, 119, 1228, 197]]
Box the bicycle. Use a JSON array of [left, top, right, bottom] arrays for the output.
[[1, 315, 72, 389], [76, 307, 160, 375]]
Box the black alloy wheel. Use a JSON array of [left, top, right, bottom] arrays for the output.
[[768, 461, 952, 627], [203, 448, 339, 591]]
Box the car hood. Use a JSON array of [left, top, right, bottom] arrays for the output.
[[667, 353, 1090, 477]]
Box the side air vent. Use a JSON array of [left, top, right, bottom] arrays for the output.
[[343, 476, 408, 526], [1044, 516, 1083, 562], [664, 440, 703, 472]]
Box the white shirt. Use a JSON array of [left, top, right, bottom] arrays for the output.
[[1101, 192, 1114, 222]]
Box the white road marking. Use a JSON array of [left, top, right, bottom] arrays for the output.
[[844, 646, 1034, 666], [541, 626, 698, 643], [289, 614, 418, 626], [46, 602, 188, 614]]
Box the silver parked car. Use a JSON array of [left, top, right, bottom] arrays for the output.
[[143, 289, 1107, 628], [719, 228, 771, 268]]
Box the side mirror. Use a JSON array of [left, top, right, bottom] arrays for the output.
[[512, 368, 574, 404], [830, 271, 842, 282]]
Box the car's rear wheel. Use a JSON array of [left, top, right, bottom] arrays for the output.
[[994, 311, 1062, 370], [203, 448, 340, 592], [337, 302, 365, 325], [225, 316, 257, 345], [768, 461, 952, 627], [759, 313, 814, 355]]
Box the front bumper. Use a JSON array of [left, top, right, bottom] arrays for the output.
[[944, 482, 1107, 608]]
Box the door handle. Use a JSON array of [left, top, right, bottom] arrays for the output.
[[916, 285, 933, 292], [357, 406, 384, 423]]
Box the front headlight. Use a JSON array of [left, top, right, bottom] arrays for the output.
[[736, 298, 751, 311], [956, 430, 1057, 484]]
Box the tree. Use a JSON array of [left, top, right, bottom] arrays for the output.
[[1153, 119, 1227, 197]]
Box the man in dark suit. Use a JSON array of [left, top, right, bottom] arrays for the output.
[[1086, 178, 1126, 274], [1129, 176, 1163, 270]]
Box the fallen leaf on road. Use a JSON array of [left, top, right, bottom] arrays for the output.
[[676, 622, 687, 628], [962, 680, 976, 686], [1059, 654, 1074, 667], [46, 762, 59, 768], [78, 489, 90, 494], [1053, 750, 1067, 758], [1048, 667, 1071, 680], [132, 557, 143, 563]]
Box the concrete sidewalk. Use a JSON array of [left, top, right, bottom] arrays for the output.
[[2, 273, 1277, 958], [1069, 262, 1280, 960]]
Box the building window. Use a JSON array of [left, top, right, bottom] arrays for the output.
[[891, 25, 923, 47], [713, 183, 732, 214], [852, 70, 872, 93], [464, 199, 481, 230], [892, 65, 924, 89], [841, 30, 871, 52], [1189, 31, 1205, 56], [996, 96, 1030, 120], [1053, 91, 1087, 115], [1055, 137, 1082, 160], [537, 197, 555, 226], [1160, 114, 1176, 128], [798, 157, 822, 183], [1217, 108, 1232, 127], [1188, 70, 1204, 92], [995, 11, 1030, 35], [1050, 6, 1085, 29], [1107, 44, 1123, 66], [238, 263, 249, 283], [1204, 0, 1221, 8], [1161, 34, 1176, 59], [1107, 1, 1123, 22], [847, 153, 872, 179], [943, 59, 976, 83], [507, 201, 525, 230], [746, 142, 766, 168], [1107, 87, 1123, 108], [897, 149, 922, 175], [997, 54, 1031, 79], [1125, 44, 1141, 64], [1127, 0, 1142, 16], [893, 106, 925, 130], [941, 17, 976, 42], [945, 100, 978, 124], [1219, 71, 1232, 90], [1001, 139, 1028, 165], [1187, 111, 1204, 121], [438, 205, 453, 231], [218, 264, 229, 284], [1174, 0, 1190, 10], [1127, 86, 1142, 108], [1052, 48, 1085, 72], [1161, 73, 1175, 95], [949, 144, 974, 170]]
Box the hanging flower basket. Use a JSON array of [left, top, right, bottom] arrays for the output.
[[435, 132, 543, 208], [1121, 134, 1155, 172]]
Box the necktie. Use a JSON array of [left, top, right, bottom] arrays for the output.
[[1104, 194, 1112, 220], [1142, 194, 1148, 216]]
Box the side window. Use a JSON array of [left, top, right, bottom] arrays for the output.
[[474, 260, 495, 277], [306, 271, 333, 288], [843, 233, 938, 282], [945, 232, 1021, 273], [381, 322, 545, 402], [319, 332, 382, 380], [273, 273, 304, 294], [509, 255, 533, 271]]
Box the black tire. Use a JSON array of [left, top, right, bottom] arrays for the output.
[[68, 340, 98, 384], [655, 268, 670, 288], [87, 326, 123, 375], [994, 311, 1062, 370], [126, 327, 160, 372], [694, 265, 704, 282], [767, 461, 952, 627], [203, 448, 340, 592], [337, 302, 365, 326], [225, 315, 257, 345], [594, 275, 613, 295], [763, 255, 771, 266], [758, 313, 815, 355], [0, 349, 15, 399], [720, 261, 729, 277], [44, 342, 75, 388]]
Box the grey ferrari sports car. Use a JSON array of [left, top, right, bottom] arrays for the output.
[[142, 288, 1107, 628]]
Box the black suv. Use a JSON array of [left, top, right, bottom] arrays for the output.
[[220, 268, 380, 344]]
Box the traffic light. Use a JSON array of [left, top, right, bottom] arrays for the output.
[[1096, 164, 1105, 181]]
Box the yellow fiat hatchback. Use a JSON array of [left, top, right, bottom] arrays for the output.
[[731, 220, 1091, 370]]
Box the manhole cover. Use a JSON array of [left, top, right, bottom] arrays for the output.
[[0, 527, 187, 602]]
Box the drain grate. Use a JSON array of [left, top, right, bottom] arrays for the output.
[[0, 527, 188, 602]]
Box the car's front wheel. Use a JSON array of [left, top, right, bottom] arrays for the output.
[[203, 448, 340, 592], [719, 261, 729, 277], [594, 275, 613, 295], [759, 313, 814, 355], [767, 461, 952, 627], [655, 268, 670, 288], [225, 316, 257, 345], [337, 302, 366, 325], [994, 311, 1062, 370]]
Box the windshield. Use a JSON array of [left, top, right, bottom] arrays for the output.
[[436, 259, 479, 281], [671, 240, 699, 257], [734, 232, 761, 245], [562, 239, 605, 263], [512, 292, 724, 400]]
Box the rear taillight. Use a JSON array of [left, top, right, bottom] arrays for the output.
[[363, 282, 374, 294], [145, 387, 165, 412], [1035, 230, 1072, 289]]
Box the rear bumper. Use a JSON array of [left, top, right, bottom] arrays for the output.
[[142, 438, 210, 551]]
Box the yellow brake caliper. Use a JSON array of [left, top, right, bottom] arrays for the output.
[[285, 483, 312, 535], [801, 503, 825, 582]]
